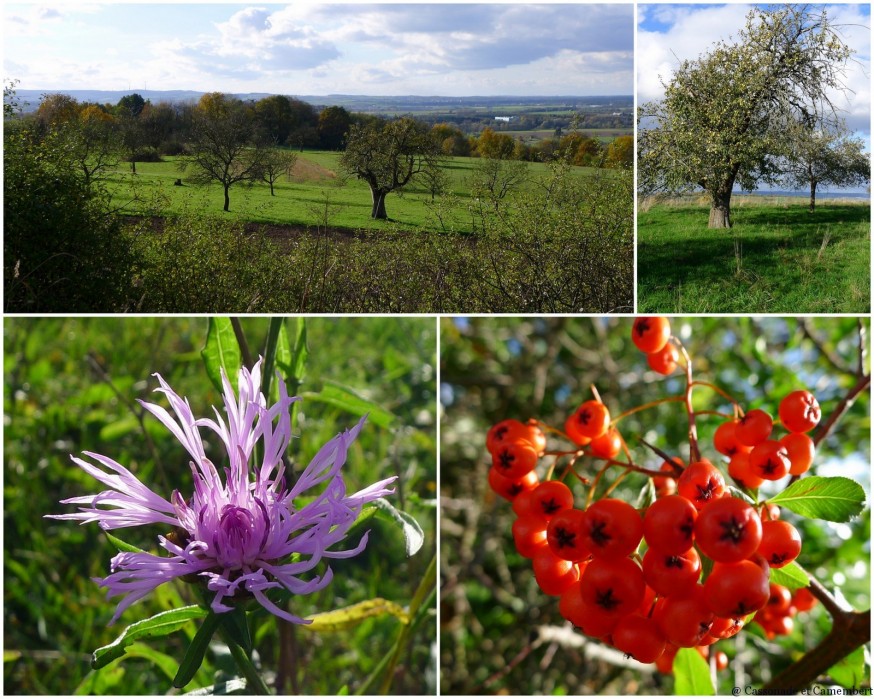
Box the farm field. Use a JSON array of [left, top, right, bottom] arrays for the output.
[[637, 197, 871, 313], [108, 151, 601, 234]]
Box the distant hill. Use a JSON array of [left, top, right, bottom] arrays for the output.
[[12, 89, 632, 115]]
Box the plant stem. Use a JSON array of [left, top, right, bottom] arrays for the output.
[[221, 628, 272, 695]]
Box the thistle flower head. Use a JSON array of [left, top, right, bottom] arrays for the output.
[[48, 360, 396, 625]]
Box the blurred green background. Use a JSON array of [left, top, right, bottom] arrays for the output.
[[4, 316, 437, 694], [439, 316, 870, 694]]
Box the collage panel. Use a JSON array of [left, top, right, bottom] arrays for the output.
[[440, 316, 870, 694], [4, 316, 436, 694], [636, 4, 871, 313], [4, 3, 633, 315]]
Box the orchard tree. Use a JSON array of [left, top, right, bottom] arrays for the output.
[[260, 147, 298, 196], [638, 6, 854, 228], [340, 116, 439, 220], [182, 92, 266, 211], [70, 105, 120, 186], [782, 120, 870, 212]]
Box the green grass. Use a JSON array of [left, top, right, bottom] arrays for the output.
[[637, 198, 871, 313], [109, 151, 595, 234]]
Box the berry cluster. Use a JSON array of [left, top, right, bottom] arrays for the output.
[[486, 317, 820, 672]]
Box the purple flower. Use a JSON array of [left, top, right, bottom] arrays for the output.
[[48, 360, 396, 625]]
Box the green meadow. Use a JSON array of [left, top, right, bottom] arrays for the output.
[[637, 196, 871, 313], [108, 151, 595, 234]]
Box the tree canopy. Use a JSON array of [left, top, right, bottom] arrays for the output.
[[639, 6, 855, 228], [782, 119, 870, 211], [340, 116, 439, 220]]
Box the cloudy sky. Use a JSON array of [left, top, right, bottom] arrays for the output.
[[4, 3, 634, 96], [638, 4, 872, 140]]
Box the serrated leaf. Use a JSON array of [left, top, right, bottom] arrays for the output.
[[173, 612, 221, 688], [92, 605, 207, 669], [104, 530, 147, 554], [303, 598, 410, 632], [201, 318, 241, 394], [372, 497, 425, 556], [673, 646, 715, 695], [303, 381, 395, 428], [768, 562, 810, 590], [768, 476, 866, 522]]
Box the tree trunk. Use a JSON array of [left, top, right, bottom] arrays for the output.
[[708, 186, 733, 229], [370, 189, 388, 219], [223, 185, 230, 212], [131, 160, 137, 175], [270, 181, 275, 196], [809, 179, 817, 213]]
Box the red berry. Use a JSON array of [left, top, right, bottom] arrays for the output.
[[728, 451, 764, 490], [642, 546, 701, 597], [647, 342, 679, 375], [590, 427, 622, 460], [547, 508, 591, 562], [581, 498, 643, 560], [792, 587, 817, 612], [532, 547, 580, 596], [486, 419, 531, 454], [780, 432, 815, 476], [488, 467, 539, 502], [613, 614, 667, 663], [704, 560, 770, 618], [511, 515, 548, 558], [736, 409, 773, 447], [580, 556, 645, 617], [757, 519, 802, 568], [695, 497, 763, 563], [677, 461, 726, 510], [779, 390, 821, 433], [527, 480, 575, 520], [713, 420, 751, 457], [632, 316, 671, 354], [565, 400, 611, 443], [491, 440, 538, 480], [655, 458, 682, 497], [748, 440, 791, 481], [643, 494, 698, 556], [654, 584, 714, 648]]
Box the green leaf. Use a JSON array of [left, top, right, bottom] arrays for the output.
[[122, 642, 180, 682], [260, 318, 285, 404], [303, 598, 410, 632], [767, 476, 866, 522], [201, 318, 241, 394], [768, 562, 810, 590], [673, 646, 715, 695], [828, 644, 867, 687], [174, 611, 222, 688], [104, 530, 147, 554], [372, 497, 425, 556], [99, 415, 140, 442], [303, 381, 395, 428], [284, 317, 308, 388], [92, 605, 207, 669]]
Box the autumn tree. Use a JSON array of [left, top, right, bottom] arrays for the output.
[[605, 135, 633, 169], [340, 116, 439, 220], [782, 120, 870, 212], [638, 6, 854, 228], [260, 147, 298, 196], [182, 93, 266, 212], [318, 105, 352, 150], [476, 127, 515, 159]]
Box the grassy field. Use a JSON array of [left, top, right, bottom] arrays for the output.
[[637, 197, 871, 313], [107, 151, 599, 234]]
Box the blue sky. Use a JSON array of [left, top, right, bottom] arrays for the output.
[[637, 4, 871, 142], [4, 3, 634, 96]]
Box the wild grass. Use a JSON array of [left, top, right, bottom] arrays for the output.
[[637, 199, 871, 313]]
